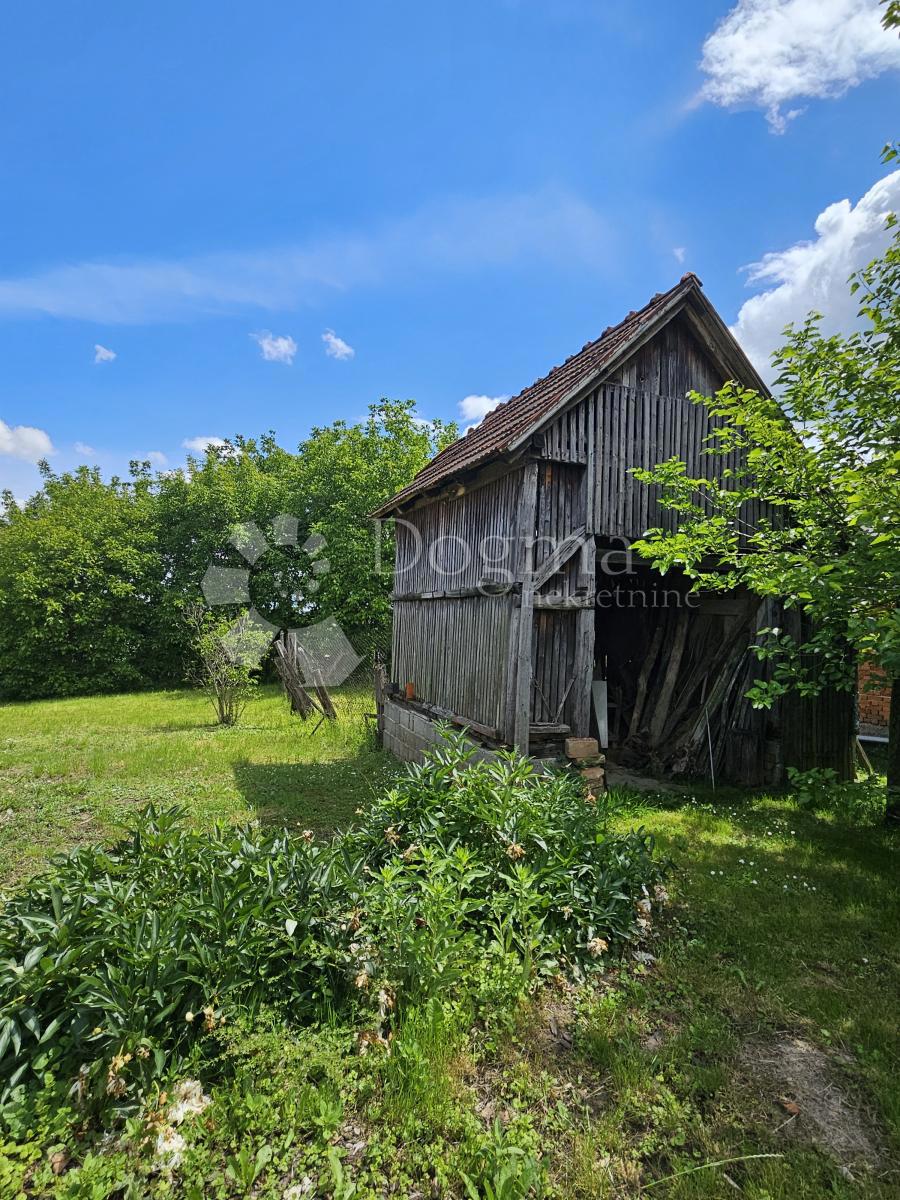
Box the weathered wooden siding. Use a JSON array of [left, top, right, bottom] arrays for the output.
[[523, 320, 740, 735], [528, 462, 590, 730], [533, 463, 587, 581], [606, 314, 724, 398], [540, 404, 589, 464], [393, 468, 525, 594], [391, 468, 525, 731], [386, 308, 851, 780], [591, 381, 751, 540], [778, 609, 855, 779], [392, 595, 512, 732], [781, 685, 855, 778], [531, 609, 578, 727]]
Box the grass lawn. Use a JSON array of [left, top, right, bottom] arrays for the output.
[[0, 685, 394, 885], [1, 690, 897, 1196], [574, 792, 900, 1195]]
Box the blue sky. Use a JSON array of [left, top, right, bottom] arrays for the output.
[[1, 0, 898, 500]]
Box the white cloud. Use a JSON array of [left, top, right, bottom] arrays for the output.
[[459, 394, 509, 429], [322, 329, 355, 360], [699, 0, 900, 132], [0, 419, 54, 461], [145, 450, 168, 466], [731, 170, 900, 378], [182, 435, 228, 454], [0, 188, 611, 324], [673, 246, 686, 264], [251, 330, 297, 364], [93, 343, 116, 364], [73, 441, 96, 456]]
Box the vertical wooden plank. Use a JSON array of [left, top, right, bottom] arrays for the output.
[[610, 385, 620, 538], [594, 388, 603, 528], [596, 387, 605, 531], [641, 387, 652, 535], [619, 385, 629, 539], [572, 543, 596, 736], [630, 386, 641, 536], [592, 680, 609, 748], [512, 461, 539, 751], [602, 385, 612, 530], [572, 401, 596, 737]]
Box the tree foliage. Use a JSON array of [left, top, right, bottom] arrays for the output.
[[0, 400, 452, 700], [294, 404, 456, 634], [0, 467, 164, 698], [633, 168, 900, 816]]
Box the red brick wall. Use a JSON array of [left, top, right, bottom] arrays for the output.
[[858, 661, 891, 728]]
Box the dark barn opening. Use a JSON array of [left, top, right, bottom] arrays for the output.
[[591, 563, 776, 782], [592, 564, 696, 749]]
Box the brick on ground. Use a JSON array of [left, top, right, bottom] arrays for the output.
[[565, 736, 599, 761]]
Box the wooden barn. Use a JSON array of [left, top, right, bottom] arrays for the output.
[[373, 275, 854, 784]]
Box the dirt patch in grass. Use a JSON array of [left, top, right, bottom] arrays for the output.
[[605, 766, 683, 793], [741, 1034, 883, 1170], [519, 991, 611, 1116], [466, 991, 612, 1133]]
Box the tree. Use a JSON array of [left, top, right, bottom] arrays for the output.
[[152, 433, 304, 677], [632, 169, 900, 822], [294, 399, 456, 637], [153, 399, 454, 661], [0, 466, 165, 699], [183, 605, 269, 725], [0, 400, 453, 700]]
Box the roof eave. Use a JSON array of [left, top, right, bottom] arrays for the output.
[[370, 446, 526, 518], [680, 289, 770, 398], [509, 286, 771, 458]]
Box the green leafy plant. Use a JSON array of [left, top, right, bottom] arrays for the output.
[[461, 1121, 544, 1199], [787, 765, 887, 823], [224, 1141, 273, 1190], [347, 732, 666, 990], [0, 733, 665, 1126], [631, 169, 900, 820]]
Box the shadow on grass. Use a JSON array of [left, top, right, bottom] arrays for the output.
[[636, 798, 899, 1007], [634, 789, 899, 882], [231, 750, 398, 833]]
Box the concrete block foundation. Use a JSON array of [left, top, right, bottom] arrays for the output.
[[382, 697, 507, 765], [381, 697, 563, 776]]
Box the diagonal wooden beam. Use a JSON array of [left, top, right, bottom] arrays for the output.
[[531, 524, 589, 590]]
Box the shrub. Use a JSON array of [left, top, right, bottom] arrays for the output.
[[786, 765, 887, 824], [184, 605, 268, 725], [346, 735, 666, 996], [0, 733, 666, 1123]]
